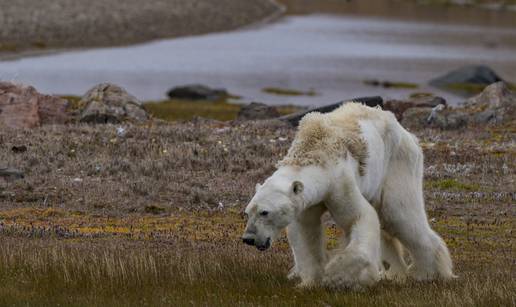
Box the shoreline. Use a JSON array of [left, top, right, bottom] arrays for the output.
[[0, 0, 283, 61]]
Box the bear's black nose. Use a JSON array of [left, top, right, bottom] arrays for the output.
[[243, 237, 255, 246]]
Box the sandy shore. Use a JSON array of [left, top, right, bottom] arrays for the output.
[[0, 0, 282, 57]]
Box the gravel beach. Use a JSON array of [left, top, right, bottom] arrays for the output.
[[0, 0, 281, 57]]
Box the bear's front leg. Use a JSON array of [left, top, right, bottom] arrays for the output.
[[323, 247, 380, 290], [286, 203, 327, 287], [323, 179, 382, 289]]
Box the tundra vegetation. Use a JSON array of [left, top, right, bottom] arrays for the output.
[[0, 116, 514, 306]]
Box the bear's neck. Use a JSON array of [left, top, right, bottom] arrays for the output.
[[275, 165, 330, 210]]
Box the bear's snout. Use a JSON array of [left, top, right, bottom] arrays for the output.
[[255, 238, 271, 251], [242, 237, 255, 246]]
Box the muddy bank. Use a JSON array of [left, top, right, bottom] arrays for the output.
[[277, 0, 516, 28], [0, 0, 282, 58]]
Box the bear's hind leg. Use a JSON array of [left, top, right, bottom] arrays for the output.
[[381, 135, 455, 280], [380, 231, 408, 281]]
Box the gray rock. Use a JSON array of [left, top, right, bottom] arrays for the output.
[[429, 65, 503, 91], [237, 102, 279, 120], [472, 109, 497, 123], [401, 107, 434, 130], [79, 83, 148, 124], [464, 82, 516, 119], [385, 94, 446, 120], [167, 84, 229, 101], [464, 82, 516, 123], [0, 167, 24, 180], [401, 107, 468, 130], [440, 111, 469, 130], [400, 82, 515, 130]]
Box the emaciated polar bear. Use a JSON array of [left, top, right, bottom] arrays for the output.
[[242, 103, 455, 288]]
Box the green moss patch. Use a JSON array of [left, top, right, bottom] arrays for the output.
[[144, 99, 300, 122], [262, 87, 317, 96], [446, 82, 516, 95], [363, 80, 419, 89], [144, 99, 241, 121], [426, 178, 481, 191]]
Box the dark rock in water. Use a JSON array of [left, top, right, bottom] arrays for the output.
[[279, 96, 383, 126], [237, 102, 280, 120], [0, 167, 24, 180], [429, 65, 504, 92], [167, 84, 229, 101], [79, 83, 149, 124], [385, 94, 446, 120], [464, 82, 516, 123], [0, 82, 70, 129]]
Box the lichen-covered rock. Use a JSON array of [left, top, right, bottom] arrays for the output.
[[463, 82, 515, 123], [237, 102, 279, 120], [0, 82, 69, 129], [385, 94, 446, 120], [79, 83, 148, 124], [401, 107, 468, 130]]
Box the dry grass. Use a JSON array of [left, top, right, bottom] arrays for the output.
[[0, 119, 515, 306]]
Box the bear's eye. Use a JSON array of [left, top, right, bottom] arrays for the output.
[[260, 211, 269, 217]]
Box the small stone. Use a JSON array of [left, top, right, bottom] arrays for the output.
[[0, 167, 24, 180], [11, 145, 27, 153], [116, 126, 127, 137]]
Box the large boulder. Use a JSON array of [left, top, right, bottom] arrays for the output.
[[463, 81, 516, 123], [167, 84, 228, 101], [237, 102, 280, 120], [430, 65, 503, 87], [0, 82, 69, 129], [384, 94, 446, 120], [429, 65, 503, 94], [79, 83, 148, 124]]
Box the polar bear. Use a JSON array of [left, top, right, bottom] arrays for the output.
[[241, 102, 455, 288]]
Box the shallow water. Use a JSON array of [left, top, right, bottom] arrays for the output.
[[1, 14, 516, 106]]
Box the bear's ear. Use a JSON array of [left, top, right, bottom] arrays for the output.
[[255, 183, 262, 192], [292, 181, 304, 195]]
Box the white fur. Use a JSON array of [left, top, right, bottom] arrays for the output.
[[242, 104, 455, 289]]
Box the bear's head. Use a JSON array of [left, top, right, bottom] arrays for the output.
[[242, 177, 304, 251]]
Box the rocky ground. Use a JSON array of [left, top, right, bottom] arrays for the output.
[[0, 0, 281, 58]]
